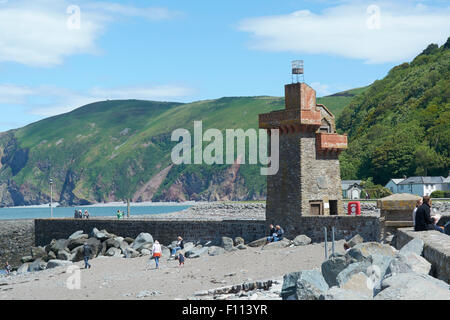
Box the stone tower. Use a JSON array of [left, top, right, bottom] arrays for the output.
[[259, 82, 348, 227]]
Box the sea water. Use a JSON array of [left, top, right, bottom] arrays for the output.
[[0, 204, 192, 220]]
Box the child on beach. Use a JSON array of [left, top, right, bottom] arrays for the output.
[[4, 261, 12, 274], [178, 252, 185, 267]]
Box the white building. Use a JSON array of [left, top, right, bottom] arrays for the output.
[[392, 176, 450, 197], [342, 180, 363, 199]]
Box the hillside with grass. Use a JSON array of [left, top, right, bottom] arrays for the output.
[[0, 89, 359, 206], [337, 38, 450, 184]]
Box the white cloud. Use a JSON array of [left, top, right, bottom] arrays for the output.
[[310, 82, 331, 97], [0, 0, 178, 67], [238, 1, 450, 63], [0, 84, 194, 117]]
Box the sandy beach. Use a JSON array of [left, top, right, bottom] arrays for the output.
[[0, 239, 346, 300]]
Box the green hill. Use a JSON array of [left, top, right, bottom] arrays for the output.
[[337, 38, 450, 184], [0, 87, 361, 206]]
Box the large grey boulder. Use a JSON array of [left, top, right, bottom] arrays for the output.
[[17, 263, 29, 274], [49, 239, 69, 254], [91, 228, 109, 241], [351, 242, 396, 259], [248, 237, 268, 247], [21, 256, 33, 263], [375, 273, 450, 300], [281, 270, 329, 300], [208, 246, 226, 256], [46, 251, 57, 261], [340, 272, 373, 297], [46, 260, 73, 269], [221, 237, 235, 251], [386, 252, 431, 276], [161, 246, 170, 257], [68, 230, 87, 240], [234, 237, 245, 246], [236, 244, 247, 250], [105, 247, 122, 257], [399, 238, 424, 256], [57, 250, 71, 261], [368, 254, 394, 292], [347, 234, 364, 248], [293, 235, 311, 246], [140, 249, 151, 256], [67, 238, 87, 251], [261, 238, 291, 250], [320, 286, 372, 300], [30, 246, 47, 260], [336, 260, 372, 287], [124, 248, 140, 258], [381, 272, 449, 291], [28, 259, 47, 272], [321, 255, 349, 287], [105, 238, 121, 249], [185, 246, 209, 258], [130, 233, 153, 251], [123, 237, 134, 244]]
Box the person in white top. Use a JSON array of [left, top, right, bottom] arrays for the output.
[[151, 240, 162, 269], [412, 198, 423, 228]]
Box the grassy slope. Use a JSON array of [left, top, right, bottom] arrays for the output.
[[1, 87, 362, 204], [337, 39, 450, 184]]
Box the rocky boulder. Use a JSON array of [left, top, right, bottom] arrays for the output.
[[399, 238, 424, 256], [261, 239, 291, 250], [375, 272, 450, 300], [67, 238, 87, 251], [91, 228, 109, 241], [321, 255, 349, 287], [208, 246, 226, 256], [320, 286, 372, 300], [124, 248, 140, 259], [221, 237, 236, 252], [46, 260, 73, 269], [248, 237, 267, 248], [293, 235, 311, 246], [185, 246, 209, 258], [336, 260, 372, 287], [49, 239, 69, 254], [234, 237, 245, 246], [386, 252, 431, 276], [130, 233, 153, 251], [68, 230, 88, 240], [351, 242, 396, 259], [347, 234, 364, 247], [21, 256, 33, 263], [28, 259, 47, 272], [340, 272, 373, 297], [57, 250, 71, 261], [105, 247, 122, 257], [281, 270, 329, 300], [17, 263, 29, 274], [236, 244, 247, 250], [30, 246, 47, 260]]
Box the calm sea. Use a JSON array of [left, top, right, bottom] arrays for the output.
[[0, 205, 192, 220]]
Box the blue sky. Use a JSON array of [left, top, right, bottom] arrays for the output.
[[0, 0, 449, 132]]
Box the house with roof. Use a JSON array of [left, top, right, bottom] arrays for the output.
[[385, 178, 405, 194], [394, 176, 450, 196], [342, 180, 363, 199]]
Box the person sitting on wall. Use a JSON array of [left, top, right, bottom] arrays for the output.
[[414, 196, 444, 233], [267, 225, 284, 243], [412, 198, 423, 228], [266, 224, 277, 243]]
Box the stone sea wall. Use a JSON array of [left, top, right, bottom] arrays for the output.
[[0, 220, 34, 268], [396, 227, 449, 284]]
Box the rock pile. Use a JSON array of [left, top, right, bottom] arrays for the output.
[[281, 235, 450, 300], [14, 229, 294, 275]]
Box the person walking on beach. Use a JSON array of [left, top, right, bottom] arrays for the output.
[[4, 261, 12, 274], [170, 236, 184, 258], [151, 240, 162, 269], [178, 252, 185, 267], [83, 243, 92, 269]]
